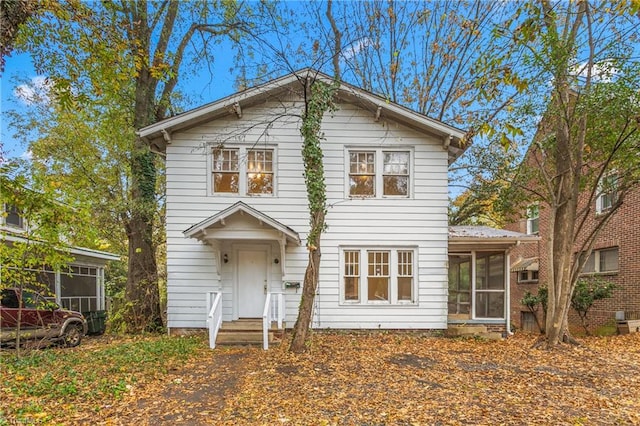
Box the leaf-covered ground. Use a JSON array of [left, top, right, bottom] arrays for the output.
[[2, 333, 639, 425]]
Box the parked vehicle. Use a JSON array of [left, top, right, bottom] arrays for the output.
[[0, 287, 88, 347]]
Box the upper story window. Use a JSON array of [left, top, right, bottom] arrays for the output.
[[213, 148, 239, 193], [348, 149, 410, 198], [580, 247, 619, 274], [211, 147, 274, 196], [526, 204, 539, 235], [596, 173, 617, 214], [341, 247, 416, 304], [3, 204, 25, 230], [247, 149, 273, 195]]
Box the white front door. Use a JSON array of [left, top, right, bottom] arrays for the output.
[[238, 249, 267, 317]]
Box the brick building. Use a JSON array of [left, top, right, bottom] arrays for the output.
[[507, 183, 640, 334]]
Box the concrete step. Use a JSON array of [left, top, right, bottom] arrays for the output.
[[445, 325, 488, 337]]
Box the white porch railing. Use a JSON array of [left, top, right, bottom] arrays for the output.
[[206, 291, 223, 349], [262, 292, 284, 350]]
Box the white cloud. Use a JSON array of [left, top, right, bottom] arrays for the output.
[[341, 37, 372, 61], [20, 149, 33, 161], [571, 59, 620, 83], [14, 75, 52, 105]]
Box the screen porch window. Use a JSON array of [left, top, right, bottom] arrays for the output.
[[475, 252, 505, 318], [247, 149, 274, 194], [212, 148, 239, 193], [383, 152, 409, 196], [448, 254, 471, 315], [349, 151, 375, 196]]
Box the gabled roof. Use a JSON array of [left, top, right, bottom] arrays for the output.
[[183, 201, 300, 245], [138, 68, 468, 164]]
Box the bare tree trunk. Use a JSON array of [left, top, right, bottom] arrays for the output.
[[289, 241, 322, 352]]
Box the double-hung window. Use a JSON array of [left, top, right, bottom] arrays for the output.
[[2, 204, 25, 230], [580, 247, 619, 274], [348, 149, 410, 198], [342, 248, 415, 304], [212, 147, 274, 195], [526, 204, 539, 235], [212, 148, 240, 193], [596, 173, 617, 214]]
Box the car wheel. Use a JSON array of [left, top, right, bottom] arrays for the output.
[[62, 324, 84, 347]]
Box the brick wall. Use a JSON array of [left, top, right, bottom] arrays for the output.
[[507, 185, 640, 333]]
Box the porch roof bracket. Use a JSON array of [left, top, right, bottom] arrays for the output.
[[279, 235, 287, 275]]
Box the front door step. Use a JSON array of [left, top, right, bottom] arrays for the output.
[[216, 320, 283, 346]]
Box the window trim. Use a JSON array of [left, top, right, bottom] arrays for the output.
[[2, 204, 26, 231], [596, 172, 617, 214], [517, 270, 539, 283], [345, 148, 413, 199], [340, 246, 417, 305], [579, 247, 619, 275], [526, 204, 539, 235], [209, 145, 277, 197]]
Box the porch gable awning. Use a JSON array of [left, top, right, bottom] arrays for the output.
[[183, 201, 301, 246], [511, 257, 539, 272]]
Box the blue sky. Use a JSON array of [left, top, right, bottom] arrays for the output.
[[1, 44, 241, 161]]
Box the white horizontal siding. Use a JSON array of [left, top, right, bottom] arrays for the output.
[[165, 96, 449, 331]]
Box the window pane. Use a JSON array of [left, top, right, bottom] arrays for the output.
[[599, 248, 618, 272], [383, 152, 409, 174], [475, 292, 504, 318], [398, 277, 412, 301], [344, 251, 359, 301], [349, 175, 375, 196], [349, 151, 375, 196], [247, 173, 273, 194], [367, 251, 389, 301], [476, 253, 504, 290], [345, 277, 359, 301], [383, 152, 409, 196], [213, 148, 239, 193], [5, 204, 23, 228], [383, 176, 408, 196], [448, 254, 471, 315], [397, 251, 413, 301], [367, 277, 389, 301], [214, 173, 239, 193], [581, 252, 596, 273]]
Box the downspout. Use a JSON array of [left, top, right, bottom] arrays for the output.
[[505, 243, 519, 336]]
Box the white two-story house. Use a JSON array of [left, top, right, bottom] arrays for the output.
[[138, 69, 535, 344]]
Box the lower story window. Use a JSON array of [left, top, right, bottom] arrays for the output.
[[342, 248, 415, 304]]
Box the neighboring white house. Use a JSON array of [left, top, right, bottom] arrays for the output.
[[1, 203, 119, 316], [138, 69, 535, 339]]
